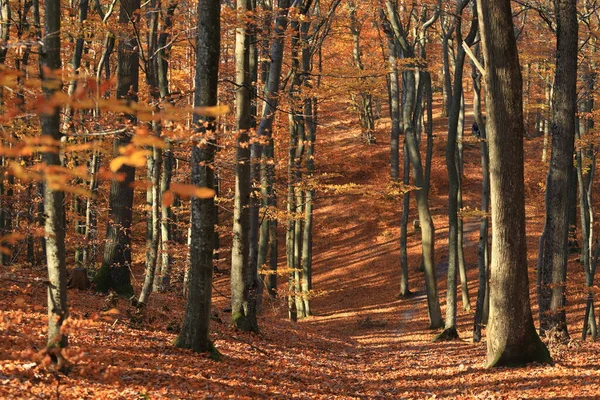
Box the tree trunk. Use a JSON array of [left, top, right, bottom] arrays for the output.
[[156, 148, 174, 291], [536, 0, 577, 341], [439, 1, 476, 340], [384, 0, 442, 328], [471, 41, 490, 343], [231, 0, 258, 332], [477, 0, 551, 367], [95, 0, 141, 297], [175, 0, 220, 356], [41, 0, 68, 369]]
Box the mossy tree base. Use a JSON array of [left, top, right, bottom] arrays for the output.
[[232, 312, 259, 333], [433, 327, 460, 342], [486, 334, 552, 368]]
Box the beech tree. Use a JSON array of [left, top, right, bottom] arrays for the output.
[[41, 0, 68, 369], [175, 0, 221, 355], [95, 0, 141, 297], [536, 0, 577, 341], [383, 0, 443, 329], [231, 0, 259, 332], [476, 0, 551, 367]]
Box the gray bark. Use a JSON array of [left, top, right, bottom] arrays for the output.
[[231, 0, 258, 332], [471, 41, 490, 343], [439, 1, 476, 339], [95, 0, 141, 297], [477, 0, 551, 367], [384, 0, 442, 328], [175, 0, 220, 356], [41, 0, 68, 368], [536, 0, 577, 341]]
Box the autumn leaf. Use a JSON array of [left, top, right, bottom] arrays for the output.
[[109, 150, 150, 172], [162, 190, 175, 207], [192, 105, 230, 117], [170, 182, 216, 199]]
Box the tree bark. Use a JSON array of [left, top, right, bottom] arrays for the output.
[[384, 1, 442, 328], [536, 0, 577, 341], [471, 40, 490, 343], [477, 0, 551, 367], [95, 0, 141, 297], [175, 0, 220, 356], [41, 0, 68, 368], [231, 0, 258, 332]]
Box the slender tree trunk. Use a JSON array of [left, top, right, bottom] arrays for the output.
[[471, 41, 490, 343], [41, 0, 68, 369], [231, 0, 258, 332], [156, 148, 174, 291], [175, 0, 220, 356], [384, 1, 442, 328], [348, 0, 374, 144], [477, 0, 551, 367], [257, 0, 290, 300], [95, 0, 141, 297], [438, 2, 476, 340]]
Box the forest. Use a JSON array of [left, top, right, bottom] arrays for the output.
[[1, 0, 600, 398]]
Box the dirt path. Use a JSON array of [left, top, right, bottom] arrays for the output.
[[293, 111, 600, 398]]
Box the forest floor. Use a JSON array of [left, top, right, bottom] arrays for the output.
[[2, 98, 600, 399]]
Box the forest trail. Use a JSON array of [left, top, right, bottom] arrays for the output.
[[3, 101, 600, 399], [278, 102, 600, 398]]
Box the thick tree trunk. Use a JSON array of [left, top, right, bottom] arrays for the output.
[[477, 0, 551, 367], [536, 0, 577, 341]]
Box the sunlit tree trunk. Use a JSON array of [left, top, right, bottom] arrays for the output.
[[477, 0, 551, 367], [231, 0, 259, 332], [41, 0, 68, 369]]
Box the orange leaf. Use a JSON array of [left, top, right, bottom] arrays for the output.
[[170, 182, 216, 199], [162, 190, 175, 207]]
